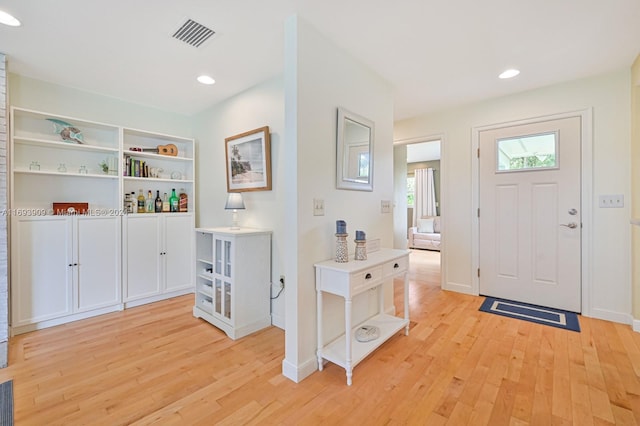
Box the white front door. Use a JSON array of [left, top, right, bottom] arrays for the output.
[[479, 116, 581, 312]]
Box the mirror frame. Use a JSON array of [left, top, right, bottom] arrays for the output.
[[336, 107, 374, 191]]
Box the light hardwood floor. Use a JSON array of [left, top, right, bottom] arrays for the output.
[[2, 249, 640, 425]]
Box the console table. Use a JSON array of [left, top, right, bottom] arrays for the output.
[[314, 248, 410, 385]]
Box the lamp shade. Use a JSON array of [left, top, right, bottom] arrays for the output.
[[225, 193, 245, 210]]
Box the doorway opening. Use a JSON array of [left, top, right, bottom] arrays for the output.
[[395, 137, 443, 283]]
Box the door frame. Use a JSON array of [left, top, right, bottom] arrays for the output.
[[394, 133, 446, 289], [471, 109, 593, 316]]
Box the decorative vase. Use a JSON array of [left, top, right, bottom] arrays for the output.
[[335, 233, 349, 263], [355, 239, 367, 261]]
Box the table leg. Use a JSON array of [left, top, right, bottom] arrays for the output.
[[404, 272, 410, 336], [345, 297, 352, 386], [317, 288, 323, 371]]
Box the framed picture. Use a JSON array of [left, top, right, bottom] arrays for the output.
[[225, 126, 272, 192]]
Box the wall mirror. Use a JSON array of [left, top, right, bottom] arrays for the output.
[[336, 107, 374, 191]]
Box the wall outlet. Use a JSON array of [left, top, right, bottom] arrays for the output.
[[381, 200, 391, 213], [598, 194, 624, 208], [313, 198, 325, 216]]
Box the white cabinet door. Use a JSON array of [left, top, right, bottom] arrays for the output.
[[75, 216, 121, 311], [163, 214, 194, 293], [124, 215, 161, 301], [11, 216, 73, 326], [213, 236, 233, 323], [192, 228, 272, 340]]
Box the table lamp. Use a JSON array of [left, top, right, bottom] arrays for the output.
[[225, 193, 245, 229]]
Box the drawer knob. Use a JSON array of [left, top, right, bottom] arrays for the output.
[[394, 263, 399, 269], [365, 273, 372, 280]]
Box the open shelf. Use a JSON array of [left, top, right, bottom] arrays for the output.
[[321, 314, 409, 369], [14, 137, 119, 153], [14, 169, 119, 179]]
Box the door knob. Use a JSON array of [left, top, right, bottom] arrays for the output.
[[560, 222, 578, 229]]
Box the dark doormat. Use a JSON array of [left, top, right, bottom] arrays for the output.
[[479, 296, 580, 332], [0, 380, 13, 426]]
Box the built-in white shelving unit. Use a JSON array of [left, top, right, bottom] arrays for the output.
[[9, 107, 196, 334]]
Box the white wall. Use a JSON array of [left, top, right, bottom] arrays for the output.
[[9, 74, 192, 136], [282, 15, 395, 382], [191, 76, 286, 328], [393, 144, 407, 249], [394, 69, 632, 324], [631, 55, 640, 329]]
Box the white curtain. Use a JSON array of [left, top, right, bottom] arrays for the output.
[[413, 168, 436, 226]]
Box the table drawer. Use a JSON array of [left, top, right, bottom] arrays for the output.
[[383, 256, 408, 277], [352, 266, 383, 295]]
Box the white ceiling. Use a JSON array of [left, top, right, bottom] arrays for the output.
[[1, 1, 639, 120]]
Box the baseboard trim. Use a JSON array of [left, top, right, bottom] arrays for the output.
[[11, 304, 123, 336], [589, 308, 632, 326], [443, 281, 476, 295], [633, 319, 640, 333], [271, 313, 285, 330], [282, 356, 317, 383], [124, 288, 193, 309]]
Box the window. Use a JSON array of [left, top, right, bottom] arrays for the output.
[[358, 152, 369, 178], [407, 176, 415, 207], [497, 132, 557, 172]]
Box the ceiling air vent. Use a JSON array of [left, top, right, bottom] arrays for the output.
[[172, 19, 215, 48]]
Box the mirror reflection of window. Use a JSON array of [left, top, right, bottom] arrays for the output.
[[337, 107, 374, 191], [358, 152, 369, 178], [344, 118, 371, 181]]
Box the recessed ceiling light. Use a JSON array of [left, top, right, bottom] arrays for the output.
[[197, 75, 215, 85], [499, 69, 520, 79], [0, 10, 21, 27]]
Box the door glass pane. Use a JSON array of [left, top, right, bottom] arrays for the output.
[[497, 132, 557, 172], [215, 239, 222, 274], [224, 241, 231, 277], [215, 279, 222, 315], [224, 282, 231, 319]]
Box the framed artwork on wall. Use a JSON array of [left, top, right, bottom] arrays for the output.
[[225, 126, 272, 192]]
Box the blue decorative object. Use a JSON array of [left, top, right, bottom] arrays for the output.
[[336, 220, 347, 235], [46, 118, 84, 144], [355, 230, 365, 241]]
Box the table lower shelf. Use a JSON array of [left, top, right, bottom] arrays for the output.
[[320, 313, 409, 369]]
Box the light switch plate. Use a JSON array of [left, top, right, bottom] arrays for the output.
[[313, 198, 325, 216], [598, 194, 624, 208]]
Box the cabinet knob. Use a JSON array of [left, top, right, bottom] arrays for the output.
[[393, 263, 399, 269], [365, 273, 372, 280]]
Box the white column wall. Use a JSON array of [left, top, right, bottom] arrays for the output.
[[283, 15, 394, 382]]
